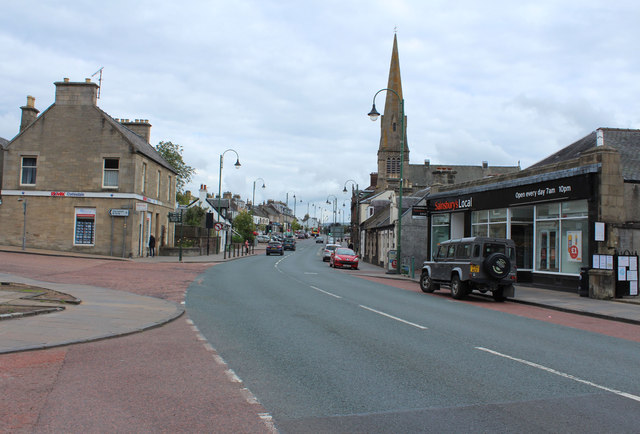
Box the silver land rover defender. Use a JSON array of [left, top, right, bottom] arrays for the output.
[[420, 237, 517, 301]]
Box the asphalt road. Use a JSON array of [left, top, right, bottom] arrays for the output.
[[186, 239, 640, 433]]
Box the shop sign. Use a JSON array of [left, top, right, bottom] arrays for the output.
[[432, 197, 473, 212], [428, 174, 591, 212], [136, 202, 148, 212], [412, 206, 428, 218]]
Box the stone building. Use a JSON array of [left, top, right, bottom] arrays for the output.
[[0, 78, 178, 257]]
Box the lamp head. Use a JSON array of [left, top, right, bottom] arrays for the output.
[[368, 104, 380, 121], [343, 186, 348, 193], [234, 159, 241, 169]]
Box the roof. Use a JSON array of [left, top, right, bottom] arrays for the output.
[[97, 108, 177, 174], [363, 205, 391, 230], [405, 163, 520, 189], [528, 128, 640, 181], [0, 137, 8, 149]]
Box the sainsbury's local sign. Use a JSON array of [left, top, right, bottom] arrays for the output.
[[429, 174, 591, 213]]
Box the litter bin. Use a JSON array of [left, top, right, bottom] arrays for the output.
[[578, 266, 590, 297]]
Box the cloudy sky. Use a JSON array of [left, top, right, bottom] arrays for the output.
[[2, 0, 639, 222]]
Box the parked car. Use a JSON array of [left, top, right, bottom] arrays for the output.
[[322, 243, 340, 261], [256, 235, 270, 243], [283, 238, 296, 251], [419, 237, 517, 301], [266, 240, 284, 256], [330, 247, 359, 270], [315, 236, 324, 244]]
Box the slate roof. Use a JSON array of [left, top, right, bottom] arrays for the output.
[[528, 128, 640, 181], [405, 163, 520, 189]]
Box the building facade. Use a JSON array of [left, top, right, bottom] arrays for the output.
[[0, 78, 178, 257], [424, 128, 640, 296]]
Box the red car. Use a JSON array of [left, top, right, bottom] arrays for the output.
[[330, 248, 359, 270]]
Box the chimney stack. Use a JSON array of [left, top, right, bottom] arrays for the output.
[[20, 95, 40, 132], [54, 78, 99, 106], [119, 119, 152, 143]]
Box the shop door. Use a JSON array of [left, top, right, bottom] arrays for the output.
[[538, 229, 558, 271]]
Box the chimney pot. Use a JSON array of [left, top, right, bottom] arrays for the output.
[[63, 78, 70, 83], [85, 78, 91, 83]]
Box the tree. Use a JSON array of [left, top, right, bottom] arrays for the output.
[[185, 205, 206, 226], [233, 210, 256, 241], [155, 141, 195, 193]]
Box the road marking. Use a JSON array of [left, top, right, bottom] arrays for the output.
[[359, 305, 428, 330], [476, 347, 640, 403], [310, 286, 342, 299], [225, 368, 242, 383], [304, 272, 318, 275]]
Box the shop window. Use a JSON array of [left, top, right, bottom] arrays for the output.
[[431, 213, 450, 257], [74, 208, 96, 246], [536, 203, 560, 219], [561, 200, 588, 218], [561, 219, 588, 274], [21, 156, 37, 185]]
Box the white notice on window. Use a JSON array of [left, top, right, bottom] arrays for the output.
[[628, 270, 638, 282], [630, 280, 638, 296], [619, 256, 629, 267], [593, 255, 601, 269], [618, 266, 627, 281], [606, 256, 614, 270], [630, 257, 638, 271]]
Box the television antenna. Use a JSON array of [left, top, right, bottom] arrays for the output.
[[91, 67, 104, 99]]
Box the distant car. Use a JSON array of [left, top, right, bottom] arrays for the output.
[[315, 236, 324, 244], [322, 244, 340, 261], [266, 241, 284, 256], [256, 235, 270, 243], [330, 247, 359, 270], [283, 238, 296, 251]]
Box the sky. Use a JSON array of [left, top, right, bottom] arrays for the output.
[[2, 0, 640, 223]]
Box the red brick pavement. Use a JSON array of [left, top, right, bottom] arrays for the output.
[[0, 252, 273, 433]]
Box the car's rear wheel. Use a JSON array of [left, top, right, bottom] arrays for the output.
[[450, 274, 468, 299], [420, 271, 436, 293]]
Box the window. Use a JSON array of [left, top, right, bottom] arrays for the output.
[[157, 170, 161, 198], [456, 243, 472, 259], [167, 175, 172, 201], [74, 208, 96, 245], [431, 213, 450, 257], [21, 157, 37, 185], [103, 159, 119, 188], [142, 163, 147, 193]]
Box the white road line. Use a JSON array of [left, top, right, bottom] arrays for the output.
[[359, 305, 428, 330], [310, 286, 342, 299], [476, 347, 640, 403], [225, 369, 242, 383]]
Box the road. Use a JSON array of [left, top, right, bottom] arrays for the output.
[[187, 239, 640, 433]]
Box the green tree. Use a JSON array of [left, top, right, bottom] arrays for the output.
[[155, 141, 196, 193], [185, 205, 206, 226], [233, 210, 256, 241], [291, 219, 303, 231]]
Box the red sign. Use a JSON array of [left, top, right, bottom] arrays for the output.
[[569, 245, 579, 260]]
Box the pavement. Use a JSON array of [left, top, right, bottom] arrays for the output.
[[0, 243, 639, 355]]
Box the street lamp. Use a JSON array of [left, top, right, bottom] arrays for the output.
[[17, 197, 27, 250], [217, 149, 241, 253], [369, 88, 405, 274], [344, 179, 360, 253], [252, 177, 266, 211], [326, 195, 337, 224]]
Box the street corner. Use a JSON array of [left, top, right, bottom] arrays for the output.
[[0, 281, 80, 320]]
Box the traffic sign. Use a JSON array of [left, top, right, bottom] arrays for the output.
[[168, 211, 182, 223], [109, 209, 129, 217], [214, 222, 224, 231]]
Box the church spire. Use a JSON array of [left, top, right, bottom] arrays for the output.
[[376, 33, 409, 190]]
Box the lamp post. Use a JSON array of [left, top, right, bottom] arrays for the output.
[[326, 195, 337, 225], [252, 177, 266, 211], [343, 179, 360, 253], [217, 149, 241, 254], [17, 197, 27, 250], [368, 88, 404, 274]]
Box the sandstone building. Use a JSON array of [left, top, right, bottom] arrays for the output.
[[0, 78, 178, 257]]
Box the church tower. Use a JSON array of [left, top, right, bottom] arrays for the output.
[[376, 33, 410, 191]]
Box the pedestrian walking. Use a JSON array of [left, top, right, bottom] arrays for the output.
[[149, 234, 156, 257], [244, 239, 249, 254]]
